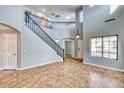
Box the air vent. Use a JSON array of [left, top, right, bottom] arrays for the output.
[[105, 18, 116, 23], [51, 13, 60, 18], [55, 14, 60, 18]]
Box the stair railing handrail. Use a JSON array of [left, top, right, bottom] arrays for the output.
[[25, 12, 63, 57], [26, 12, 53, 23], [26, 12, 53, 29]]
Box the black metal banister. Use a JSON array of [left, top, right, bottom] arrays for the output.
[[25, 12, 62, 50], [26, 12, 53, 23], [25, 12, 63, 57]]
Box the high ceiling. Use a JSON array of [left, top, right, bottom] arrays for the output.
[[25, 5, 80, 22]]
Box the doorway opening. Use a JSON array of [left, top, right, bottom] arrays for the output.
[[63, 38, 75, 58]]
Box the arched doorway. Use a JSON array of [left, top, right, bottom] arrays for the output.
[[0, 23, 20, 69]]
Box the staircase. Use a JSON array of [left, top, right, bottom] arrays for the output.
[[24, 12, 64, 58]]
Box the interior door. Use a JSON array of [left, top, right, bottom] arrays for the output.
[[3, 34, 17, 69], [0, 34, 3, 68]]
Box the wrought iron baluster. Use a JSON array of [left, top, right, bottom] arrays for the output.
[[24, 12, 64, 58]]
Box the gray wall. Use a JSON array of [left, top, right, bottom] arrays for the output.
[[83, 5, 124, 70], [0, 5, 24, 32], [21, 26, 62, 68]]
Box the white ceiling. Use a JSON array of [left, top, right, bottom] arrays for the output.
[[25, 5, 80, 22]]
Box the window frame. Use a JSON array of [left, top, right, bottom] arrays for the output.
[[91, 36, 103, 58], [79, 10, 83, 22], [90, 34, 118, 60]]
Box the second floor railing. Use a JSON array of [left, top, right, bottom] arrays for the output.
[[25, 12, 53, 29]]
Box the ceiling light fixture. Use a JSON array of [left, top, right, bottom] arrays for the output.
[[76, 29, 80, 39], [55, 39, 59, 43], [76, 34, 80, 39], [66, 16, 71, 20]]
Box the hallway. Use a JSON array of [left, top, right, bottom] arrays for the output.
[[0, 57, 124, 88]]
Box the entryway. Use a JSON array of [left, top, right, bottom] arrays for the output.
[[63, 38, 75, 57]]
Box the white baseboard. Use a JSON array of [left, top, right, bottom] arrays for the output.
[[84, 62, 124, 72], [0, 67, 17, 70], [0, 68, 4, 70], [17, 60, 63, 70]]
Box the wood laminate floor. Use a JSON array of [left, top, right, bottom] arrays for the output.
[[0, 57, 124, 88]]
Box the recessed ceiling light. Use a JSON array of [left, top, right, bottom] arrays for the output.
[[66, 16, 71, 20], [42, 9, 46, 12], [55, 40, 59, 43]]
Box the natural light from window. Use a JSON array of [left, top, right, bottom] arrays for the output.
[[110, 5, 119, 15], [80, 11, 83, 22], [91, 35, 118, 60]]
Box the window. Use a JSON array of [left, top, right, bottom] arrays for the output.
[[80, 10, 83, 22], [91, 35, 118, 60], [103, 36, 118, 59], [110, 5, 119, 15], [91, 37, 102, 57]]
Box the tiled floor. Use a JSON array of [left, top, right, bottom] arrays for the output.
[[0, 57, 124, 88]]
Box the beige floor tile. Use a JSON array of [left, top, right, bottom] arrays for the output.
[[0, 57, 124, 88]]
